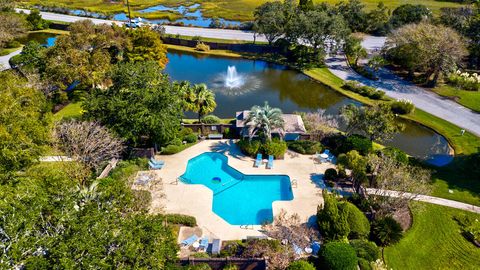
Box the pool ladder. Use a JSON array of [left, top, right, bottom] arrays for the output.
[[291, 179, 298, 189]]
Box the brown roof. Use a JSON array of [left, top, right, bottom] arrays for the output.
[[235, 111, 306, 134]]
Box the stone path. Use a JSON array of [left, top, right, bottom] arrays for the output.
[[0, 48, 21, 71], [366, 188, 480, 214]]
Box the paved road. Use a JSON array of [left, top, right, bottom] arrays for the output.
[[366, 188, 480, 214], [17, 8, 266, 42], [326, 35, 480, 136], [0, 48, 21, 71]]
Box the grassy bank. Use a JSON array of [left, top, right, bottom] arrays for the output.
[[20, 0, 466, 21], [385, 202, 480, 270], [432, 84, 480, 113]]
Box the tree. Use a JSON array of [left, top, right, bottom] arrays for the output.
[[0, 0, 15, 11], [0, 13, 27, 48], [82, 61, 182, 146], [337, 150, 368, 193], [44, 20, 128, 90], [253, 1, 286, 45], [9, 40, 47, 72], [0, 72, 50, 180], [336, 0, 367, 32], [389, 4, 431, 29], [344, 36, 367, 66], [301, 109, 339, 141], [320, 241, 358, 270], [298, 0, 313, 12], [26, 9, 50, 30], [188, 84, 217, 122], [365, 2, 391, 35], [341, 104, 403, 142], [342, 201, 370, 239], [126, 26, 168, 68], [371, 216, 403, 246], [366, 154, 431, 215], [53, 121, 124, 175], [317, 190, 350, 241], [244, 102, 285, 141], [466, 15, 480, 69], [385, 23, 467, 86]]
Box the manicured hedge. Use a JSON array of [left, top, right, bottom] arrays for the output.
[[237, 138, 287, 158], [287, 140, 323, 154], [324, 168, 338, 181], [349, 239, 380, 262], [321, 241, 358, 270], [163, 214, 197, 227], [342, 81, 385, 100], [343, 202, 370, 239], [287, 260, 316, 270], [390, 99, 415, 114]]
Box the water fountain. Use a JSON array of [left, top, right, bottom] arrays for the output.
[[225, 66, 244, 89]]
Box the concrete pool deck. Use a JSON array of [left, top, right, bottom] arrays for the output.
[[147, 139, 333, 240]]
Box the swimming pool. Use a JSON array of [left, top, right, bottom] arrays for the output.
[[180, 152, 294, 225]]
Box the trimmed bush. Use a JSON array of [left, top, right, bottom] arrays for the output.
[[324, 168, 338, 181], [358, 258, 372, 270], [237, 139, 261, 157], [286, 260, 316, 270], [390, 99, 415, 114], [341, 202, 370, 239], [200, 114, 221, 124], [163, 214, 197, 226], [371, 216, 403, 247], [342, 81, 385, 100], [381, 147, 408, 164], [6, 40, 21, 48], [161, 144, 184, 155], [183, 133, 198, 144], [342, 134, 372, 155], [349, 240, 380, 262], [170, 138, 183, 146], [179, 127, 194, 137], [263, 138, 288, 158], [321, 241, 358, 270], [186, 263, 212, 270], [223, 264, 239, 270], [287, 140, 323, 154]]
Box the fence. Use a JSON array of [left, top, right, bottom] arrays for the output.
[[178, 257, 267, 270], [163, 37, 278, 54], [182, 123, 234, 136]]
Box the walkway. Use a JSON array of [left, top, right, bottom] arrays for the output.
[[0, 48, 21, 71], [366, 188, 480, 214]]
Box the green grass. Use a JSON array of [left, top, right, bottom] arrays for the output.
[[53, 102, 83, 121], [167, 44, 243, 58], [385, 202, 480, 270], [0, 46, 22, 56], [432, 84, 480, 113], [20, 0, 466, 21], [165, 34, 268, 45]]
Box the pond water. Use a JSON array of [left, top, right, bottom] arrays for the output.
[[113, 4, 242, 27], [18, 32, 57, 47], [164, 50, 452, 164]]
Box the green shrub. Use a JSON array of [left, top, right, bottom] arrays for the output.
[[195, 41, 210, 51], [179, 127, 194, 137], [390, 99, 415, 114], [342, 202, 370, 239], [223, 264, 239, 270], [349, 240, 380, 262], [321, 241, 358, 270], [186, 263, 211, 270], [183, 133, 198, 144], [170, 138, 183, 146], [161, 144, 184, 155], [286, 260, 316, 270], [6, 40, 21, 48], [324, 168, 338, 181], [237, 139, 261, 157], [342, 81, 385, 100], [358, 258, 372, 270], [201, 114, 221, 124], [381, 147, 409, 164], [163, 214, 197, 226], [191, 252, 210, 258], [342, 134, 372, 155], [262, 138, 288, 158], [219, 241, 244, 257], [453, 214, 480, 244], [287, 140, 323, 154], [371, 216, 403, 247]]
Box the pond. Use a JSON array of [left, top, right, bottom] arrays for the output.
[[113, 4, 242, 27], [164, 50, 453, 164], [17, 32, 58, 47]]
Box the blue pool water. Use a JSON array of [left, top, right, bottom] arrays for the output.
[[180, 153, 293, 225]]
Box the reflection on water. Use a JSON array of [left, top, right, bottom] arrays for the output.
[[164, 49, 452, 163], [17, 32, 57, 47]]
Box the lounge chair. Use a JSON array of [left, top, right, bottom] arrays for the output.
[[254, 153, 263, 167], [311, 241, 321, 255], [207, 133, 223, 139], [149, 157, 165, 166], [266, 155, 274, 169], [323, 149, 330, 155], [211, 239, 222, 254], [198, 237, 209, 251], [148, 160, 164, 170], [181, 234, 199, 247]]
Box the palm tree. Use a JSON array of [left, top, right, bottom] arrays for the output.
[[191, 84, 217, 122], [244, 102, 285, 141]]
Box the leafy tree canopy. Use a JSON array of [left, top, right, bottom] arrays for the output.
[[126, 26, 168, 68], [82, 61, 182, 146], [321, 241, 358, 270]]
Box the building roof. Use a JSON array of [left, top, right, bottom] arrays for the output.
[[235, 110, 307, 134]]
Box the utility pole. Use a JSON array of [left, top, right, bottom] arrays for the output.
[[126, 0, 133, 28]]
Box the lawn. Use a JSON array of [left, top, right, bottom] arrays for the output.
[[53, 102, 83, 121], [385, 202, 480, 270], [432, 84, 480, 113], [20, 0, 466, 21]]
